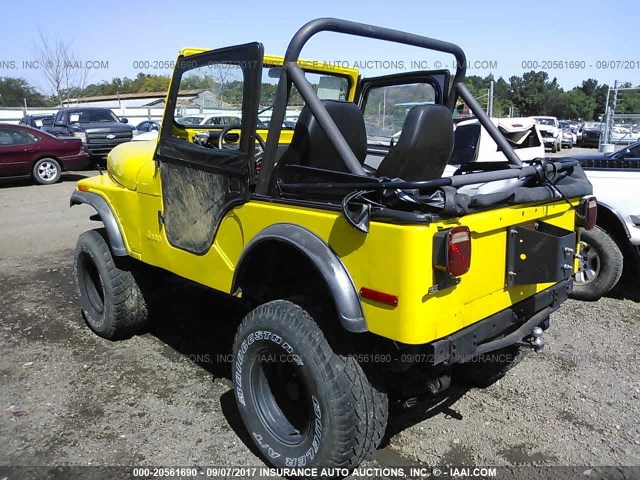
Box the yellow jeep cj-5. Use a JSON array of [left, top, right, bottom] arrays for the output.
[[71, 18, 595, 472]]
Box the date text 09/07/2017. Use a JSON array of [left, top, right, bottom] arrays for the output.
[[521, 60, 640, 70], [131, 466, 498, 478]]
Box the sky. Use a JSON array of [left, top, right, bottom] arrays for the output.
[[1, 0, 638, 95]]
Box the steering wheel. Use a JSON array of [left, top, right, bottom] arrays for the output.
[[217, 124, 267, 174]]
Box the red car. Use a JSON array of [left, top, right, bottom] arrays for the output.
[[0, 123, 90, 185]]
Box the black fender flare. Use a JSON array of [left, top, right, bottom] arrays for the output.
[[232, 223, 367, 333], [70, 190, 127, 256]]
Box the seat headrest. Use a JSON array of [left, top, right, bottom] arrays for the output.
[[282, 100, 367, 172], [376, 104, 454, 181]]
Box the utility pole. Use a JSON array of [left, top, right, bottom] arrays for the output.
[[601, 80, 618, 151], [488, 80, 494, 117]]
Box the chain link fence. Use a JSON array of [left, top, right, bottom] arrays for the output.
[[601, 113, 640, 148], [600, 84, 640, 150]]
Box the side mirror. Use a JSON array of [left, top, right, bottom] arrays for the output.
[[121, 118, 129, 124]]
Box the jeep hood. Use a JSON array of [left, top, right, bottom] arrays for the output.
[[107, 140, 157, 191]]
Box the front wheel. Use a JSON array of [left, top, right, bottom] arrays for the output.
[[33, 158, 61, 184], [75, 229, 149, 339], [571, 226, 623, 301], [232, 300, 387, 469]]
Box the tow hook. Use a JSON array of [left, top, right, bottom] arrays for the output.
[[529, 326, 545, 352]]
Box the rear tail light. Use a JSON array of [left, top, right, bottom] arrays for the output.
[[447, 226, 472, 276], [578, 196, 597, 230], [434, 226, 472, 278]]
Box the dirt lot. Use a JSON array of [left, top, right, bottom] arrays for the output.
[[1, 165, 639, 479]]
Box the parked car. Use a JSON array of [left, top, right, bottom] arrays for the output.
[[564, 141, 640, 299], [47, 107, 134, 162], [132, 131, 160, 142], [578, 121, 602, 148], [559, 120, 577, 145], [19, 114, 55, 131], [561, 126, 574, 149], [609, 126, 640, 145], [133, 120, 161, 136], [176, 114, 242, 126], [0, 123, 89, 184], [533, 116, 562, 153]]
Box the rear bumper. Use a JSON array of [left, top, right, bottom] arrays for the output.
[[429, 278, 573, 365], [59, 152, 90, 171], [581, 136, 600, 146]]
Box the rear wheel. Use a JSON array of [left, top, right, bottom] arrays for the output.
[[74, 229, 149, 339], [32, 158, 61, 185], [232, 300, 387, 469], [571, 226, 623, 301]]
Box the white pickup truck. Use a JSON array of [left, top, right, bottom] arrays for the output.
[[444, 122, 639, 300], [570, 143, 640, 300], [534, 116, 562, 153]]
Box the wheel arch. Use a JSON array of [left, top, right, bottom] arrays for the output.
[[70, 190, 127, 256], [32, 155, 62, 169], [597, 202, 630, 243], [232, 223, 367, 333]]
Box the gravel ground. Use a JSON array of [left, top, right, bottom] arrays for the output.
[[1, 165, 639, 479]]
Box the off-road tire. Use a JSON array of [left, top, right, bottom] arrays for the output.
[[232, 300, 388, 469], [453, 345, 526, 388], [32, 157, 61, 185], [74, 228, 149, 339], [571, 226, 624, 301]]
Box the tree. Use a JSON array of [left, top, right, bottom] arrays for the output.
[[562, 89, 596, 120], [0, 77, 49, 107], [578, 79, 608, 120], [34, 30, 90, 106], [508, 71, 562, 116]]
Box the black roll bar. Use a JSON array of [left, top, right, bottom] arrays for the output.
[[279, 158, 579, 193], [256, 17, 523, 195], [456, 83, 523, 167]]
